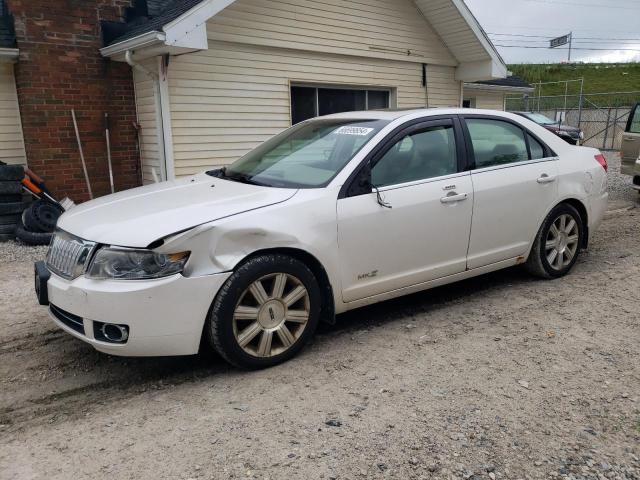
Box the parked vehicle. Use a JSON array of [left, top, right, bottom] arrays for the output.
[[513, 112, 584, 145], [621, 103, 640, 192], [34, 109, 609, 369]]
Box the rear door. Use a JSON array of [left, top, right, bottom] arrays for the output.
[[621, 103, 640, 178], [462, 116, 559, 269]]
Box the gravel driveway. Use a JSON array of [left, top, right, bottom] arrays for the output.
[[1, 152, 638, 480]]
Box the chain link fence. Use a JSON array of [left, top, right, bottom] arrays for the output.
[[506, 91, 640, 150]]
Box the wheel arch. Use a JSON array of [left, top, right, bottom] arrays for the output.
[[235, 247, 336, 325], [559, 198, 589, 248]]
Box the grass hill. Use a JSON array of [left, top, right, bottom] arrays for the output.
[[507, 63, 640, 109]]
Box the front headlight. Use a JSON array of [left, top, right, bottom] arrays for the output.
[[86, 248, 190, 280]]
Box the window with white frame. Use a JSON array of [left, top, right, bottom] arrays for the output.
[[291, 85, 391, 125]]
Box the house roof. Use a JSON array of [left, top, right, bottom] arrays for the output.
[[105, 0, 202, 46], [0, 0, 16, 48], [473, 76, 532, 89]]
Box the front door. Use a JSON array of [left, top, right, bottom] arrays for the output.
[[463, 117, 559, 269], [337, 119, 473, 303], [621, 104, 640, 179]]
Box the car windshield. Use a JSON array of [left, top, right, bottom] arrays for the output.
[[217, 119, 389, 188], [524, 113, 557, 125]]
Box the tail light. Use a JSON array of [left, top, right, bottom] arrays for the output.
[[594, 153, 608, 172]]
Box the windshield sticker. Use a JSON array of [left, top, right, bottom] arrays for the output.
[[334, 126, 375, 136]]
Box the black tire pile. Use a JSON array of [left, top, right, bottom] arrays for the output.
[[0, 164, 63, 245], [18, 199, 63, 245], [0, 164, 30, 243]]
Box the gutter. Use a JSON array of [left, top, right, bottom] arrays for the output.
[[0, 47, 19, 63], [100, 31, 166, 58], [464, 82, 534, 94]]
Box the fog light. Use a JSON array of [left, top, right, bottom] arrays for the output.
[[94, 321, 129, 344]]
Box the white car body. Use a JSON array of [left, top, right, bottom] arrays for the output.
[[42, 108, 608, 357]]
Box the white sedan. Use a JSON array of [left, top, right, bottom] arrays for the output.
[[34, 109, 609, 369]]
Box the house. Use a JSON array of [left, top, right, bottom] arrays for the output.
[[3, 0, 508, 198], [463, 75, 534, 110], [100, 0, 508, 183]]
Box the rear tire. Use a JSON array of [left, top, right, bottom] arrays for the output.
[[526, 203, 584, 279], [205, 254, 321, 370]]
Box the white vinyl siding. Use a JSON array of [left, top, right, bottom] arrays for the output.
[[473, 91, 505, 110], [168, 40, 460, 176], [133, 61, 164, 184], [414, 0, 491, 63], [207, 0, 456, 66], [426, 65, 461, 108], [0, 63, 27, 165]]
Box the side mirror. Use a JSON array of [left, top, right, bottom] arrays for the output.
[[347, 163, 373, 197]]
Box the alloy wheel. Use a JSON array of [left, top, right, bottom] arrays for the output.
[[232, 273, 310, 358], [545, 214, 579, 271]]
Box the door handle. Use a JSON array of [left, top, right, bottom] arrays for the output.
[[440, 192, 468, 204], [623, 137, 635, 142], [537, 174, 556, 184]]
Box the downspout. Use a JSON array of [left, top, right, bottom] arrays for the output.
[[125, 50, 167, 181]]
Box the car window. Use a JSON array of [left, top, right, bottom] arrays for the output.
[[467, 119, 529, 169], [371, 125, 457, 187], [528, 134, 546, 159], [628, 105, 640, 134], [223, 119, 389, 188]]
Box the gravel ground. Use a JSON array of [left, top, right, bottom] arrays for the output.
[[1, 152, 638, 480]]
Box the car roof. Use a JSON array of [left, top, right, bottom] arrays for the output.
[[319, 108, 525, 121]]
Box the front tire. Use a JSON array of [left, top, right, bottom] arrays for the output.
[[526, 203, 584, 279], [205, 254, 321, 369]]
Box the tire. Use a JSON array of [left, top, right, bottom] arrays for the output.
[[0, 194, 22, 203], [0, 224, 16, 235], [22, 200, 63, 233], [0, 165, 24, 181], [0, 214, 20, 225], [206, 254, 321, 369], [16, 223, 52, 245], [526, 203, 584, 279], [0, 233, 15, 242], [0, 201, 30, 215]]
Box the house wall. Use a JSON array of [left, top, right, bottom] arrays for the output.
[[0, 62, 26, 164], [168, 40, 460, 176], [465, 90, 506, 110], [206, 0, 457, 66], [5, 0, 140, 200]]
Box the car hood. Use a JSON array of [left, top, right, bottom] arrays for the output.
[[546, 124, 580, 133], [57, 173, 298, 248]]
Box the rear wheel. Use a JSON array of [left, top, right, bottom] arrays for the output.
[[206, 254, 321, 369], [526, 203, 583, 279]]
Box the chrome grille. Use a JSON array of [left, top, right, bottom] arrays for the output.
[[46, 230, 96, 280]]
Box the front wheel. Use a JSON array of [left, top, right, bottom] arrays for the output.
[[205, 254, 321, 369], [526, 203, 584, 279]]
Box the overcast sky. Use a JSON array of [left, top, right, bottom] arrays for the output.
[[464, 0, 640, 64]]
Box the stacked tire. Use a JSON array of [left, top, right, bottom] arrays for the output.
[[0, 164, 29, 243], [17, 199, 63, 245]]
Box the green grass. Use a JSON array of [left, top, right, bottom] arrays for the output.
[[508, 63, 640, 95]]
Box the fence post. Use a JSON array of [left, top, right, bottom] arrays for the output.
[[602, 108, 611, 150], [611, 107, 618, 150], [577, 78, 584, 130]]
